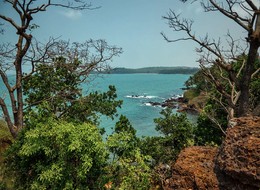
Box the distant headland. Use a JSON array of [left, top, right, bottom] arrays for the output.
[[98, 66, 199, 74]]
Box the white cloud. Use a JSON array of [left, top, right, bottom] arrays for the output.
[[60, 10, 82, 20]]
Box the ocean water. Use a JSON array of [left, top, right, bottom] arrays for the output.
[[0, 74, 192, 137], [85, 74, 191, 137]]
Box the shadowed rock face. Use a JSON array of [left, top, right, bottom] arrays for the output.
[[163, 116, 260, 190]]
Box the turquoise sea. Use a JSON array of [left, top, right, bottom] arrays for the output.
[[86, 74, 191, 137], [0, 74, 192, 137]]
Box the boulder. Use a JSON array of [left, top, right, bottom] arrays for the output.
[[163, 116, 260, 190], [215, 116, 260, 190], [164, 146, 219, 190]]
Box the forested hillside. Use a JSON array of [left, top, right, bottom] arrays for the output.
[[102, 67, 199, 74]]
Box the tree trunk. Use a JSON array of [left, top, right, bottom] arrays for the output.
[[238, 13, 260, 116], [15, 60, 23, 133]]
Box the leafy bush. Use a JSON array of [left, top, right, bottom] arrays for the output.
[[105, 115, 152, 189], [141, 108, 194, 164], [194, 102, 227, 146], [5, 118, 108, 190], [0, 120, 13, 189], [23, 58, 122, 126], [107, 115, 139, 159], [194, 114, 225, 146], [104, 149, 152, 190], [0, 120, 13, 147]]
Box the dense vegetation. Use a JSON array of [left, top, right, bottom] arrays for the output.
[[1, 58, 257, 189], [1, 0, 259, 189]]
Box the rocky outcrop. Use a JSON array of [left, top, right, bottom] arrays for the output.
[[146, 96, 198, 113], [163, 116, 260, 190], [164, 146, 219, 190], [215, 116, 260, 190], [183, 90, 208, 112]]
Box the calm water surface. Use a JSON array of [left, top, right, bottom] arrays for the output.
[[0, 74, 193, 137]]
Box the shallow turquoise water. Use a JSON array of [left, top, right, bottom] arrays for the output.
[[0, 74, 192, 137], [85, 74, 191, 137]]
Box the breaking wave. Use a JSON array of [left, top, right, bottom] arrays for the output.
[[125, 95, 158, 99]]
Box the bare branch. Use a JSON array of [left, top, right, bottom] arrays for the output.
[[245, 0, 258, 11], [163, 0, 260, 117], [251, 67, 260, 79], [0, 0, 101, 137], [202, 0, 250, 31], [0, 15, 20, 31], [0, 97, 16, 137]]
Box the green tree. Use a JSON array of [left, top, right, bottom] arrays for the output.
[[185, 68, 213, 94], [104, 149, 151, 190], [5, 118, 108, 190], [107, 115, 139, 159], [0, 120, 13, 190], [0, 1, 122, 138], [23, 57, 123, 126], [106, 116, 151, 190], [141, 108, 193, 164], [194, 111, 227, 146]]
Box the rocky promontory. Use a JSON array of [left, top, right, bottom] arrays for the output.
[[146, 96, 198, 113]]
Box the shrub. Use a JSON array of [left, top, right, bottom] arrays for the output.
[[141, 108, 194, 164], [5, 118, 108, 190], [105, 115, 151, 189]]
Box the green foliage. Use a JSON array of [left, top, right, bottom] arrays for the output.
[[154, 108, 193, 138], [194, 98, 228, 146], [185, 69, 213, 93], [23, 57, 81, 112], [60, 85, 122, 125], [114, 115, 136, 135], [141, 108, 193, 164], [21, 56, 153, 189], [194, 112, 226, 146], [0, 120, 13, 189], [249, 58, 260, 110], [0, 120, 13, 147], [23, 57, 122, 126], [250, 78, 260, 109], [183, 88, 199, 100], [107, 115, 139, 159], [105, 115, 151, 189], [5, 118, 108, 190], [105, 149, 151, 190], [140, 136, 168, 164]]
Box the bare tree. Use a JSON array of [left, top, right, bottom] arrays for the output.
[[0, 1, 121, 138], [162, 0, 260, 119]]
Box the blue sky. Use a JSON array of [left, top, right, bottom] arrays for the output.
[[0, 0, 247, 68]]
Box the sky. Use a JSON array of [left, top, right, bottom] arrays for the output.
[[0, 0, 249, 68]]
